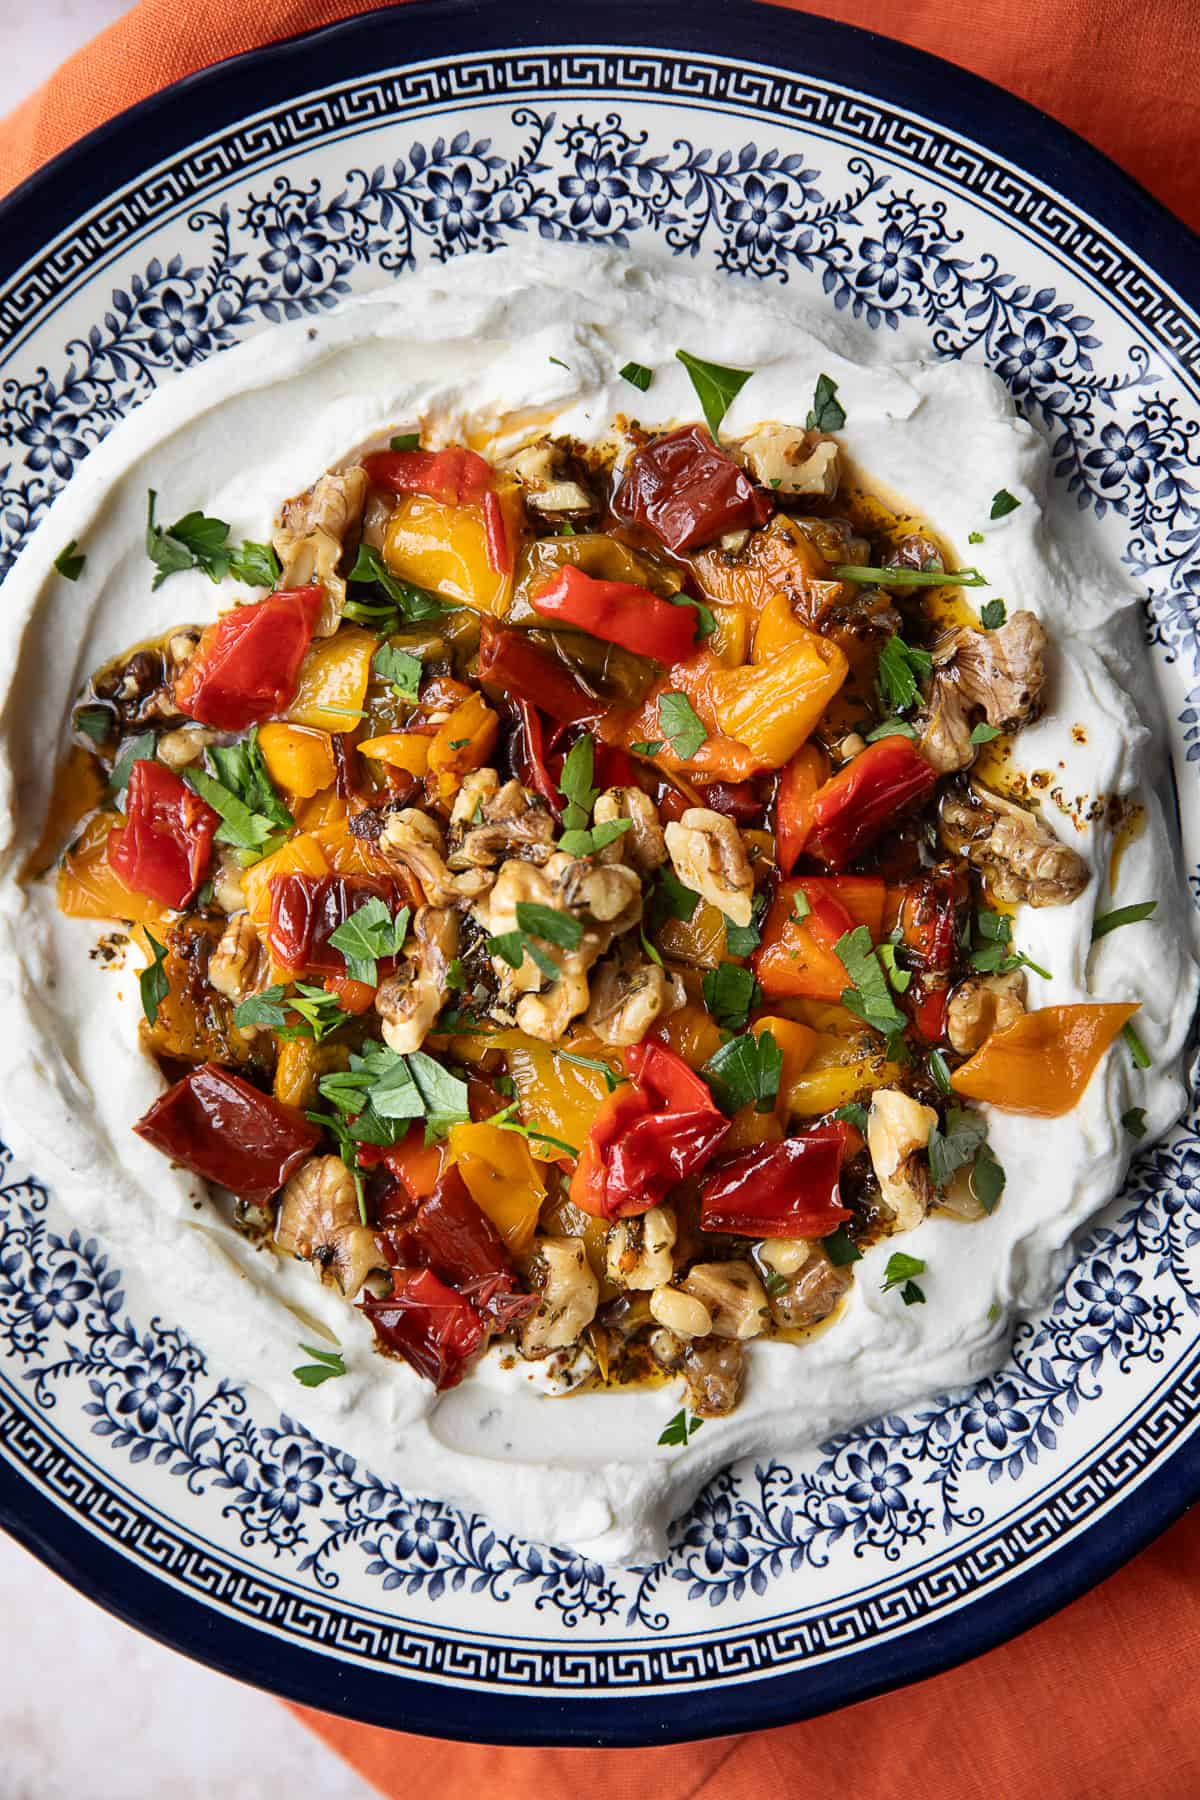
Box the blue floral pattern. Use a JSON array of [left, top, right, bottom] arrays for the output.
[[0, 94, 1198, 1656]]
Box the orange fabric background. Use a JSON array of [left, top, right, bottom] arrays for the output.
[[3, 3, 1199, 1794]]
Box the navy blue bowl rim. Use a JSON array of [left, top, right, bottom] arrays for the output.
[[1, 0, 1198, 1748]]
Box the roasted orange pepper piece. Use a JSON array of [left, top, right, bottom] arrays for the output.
[[951, 1003, 1140, 1116]]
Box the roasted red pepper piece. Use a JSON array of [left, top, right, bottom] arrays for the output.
[[513, 700, 565, 813], [173, 585, 324, 731], [481, 489, 511, 575], [571, 1042, 729, 1220], [414, 1167, 537, 1332], [695, 780, 764, 826], [106, 758, 219, 908], [268, 873, 401, 977], [699, 1125, 852, 1238], [477, 618, 600, 724], [806, 738, 938, 868], [361, 1267, 485, 1390], [774, 744, 828, 875], [901, 876, 960, 1043], [134, 1062, 321, 1205], [612, 425, 772, 553], [529, 564, 697, 664], [362, 446, 493, 506]]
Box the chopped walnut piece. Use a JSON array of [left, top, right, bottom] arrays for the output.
[[683, 1262, 768, 1339], [520, 1235, 599, 1356], [740, 425, 840, 498], [207, 914, 262, 1002], [273, 467, 367, 635], [919, 611, 1048, 774], [375, 905, 459, 1054], [663, 808, 754, 928], [940, 781, 1089, 908], [946, 969, 1029, 1055], [274, 1154, 382, 1298], [867, 1088, 938, 1234], [594, 787, 667, 871]]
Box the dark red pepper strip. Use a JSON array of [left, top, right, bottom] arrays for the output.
[[612, 424, 773, 553], [173, 584, 324, 732], [570, 1043, 729, 1220], [267, 872, 403, 977], [901, 876, 959, 1044], [414, 1167, 537, 1332], [107, 758, 219, 909], [134, 1063, 321, 1206], [361, 1267, 485, 1390], [699, 1125, 852, 1239], [529, 564, 696, 664], [513, 701, 565, 813], [477, 618, 600, 724], [482, 489, 511, 576], [806, 737, 938, 869]]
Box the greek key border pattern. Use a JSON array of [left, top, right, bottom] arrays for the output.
[[1, 49, 1198, 370], [3, 1354, 1197, 1689]]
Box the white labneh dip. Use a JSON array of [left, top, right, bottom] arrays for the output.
[[0, 249, 1194, 1563]]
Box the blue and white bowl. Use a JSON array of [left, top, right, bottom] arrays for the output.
[[1, 1, 1198, 1744]]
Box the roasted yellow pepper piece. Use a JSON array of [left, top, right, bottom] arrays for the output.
[[286, 627, 378, 731], [447, 1121, 546, 1254], [382, 481, 524, 616], [257, 722, 336, 799]]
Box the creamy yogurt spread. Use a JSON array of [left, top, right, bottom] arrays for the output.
[[0, 248, 1193, 1563]]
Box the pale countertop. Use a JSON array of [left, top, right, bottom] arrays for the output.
[[0, 17, 380, 1798]]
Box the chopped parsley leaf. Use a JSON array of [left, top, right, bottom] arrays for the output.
[[980, 598, 1007, 630], [139, 931, 170, 1027], [833, 1102, 869, 1132], [515, 902, 584, 951], [806, 372, 846, 433], [968, 530, 985, 545], [764, 1269, 789, 1298], [702, 1028, 781, 1115], [106, 730, 156, 804], [328, 897, 411, 985], [658, 1408, 704, 1447], [650, 866, 700, 929], [675, 349, 754, 438], [792, 889, 812, 923], [630, 739, 664, 757], [702, 961, 761, 1032], [927, 1048, 953, 1096], [292, 1342, 347, 1387], [927, 1106, 987, 1188], [559, 818, 633, 860], [233, 985, 291, 1031], [657, 691, 707, 761], [73, 705, 111, 745], [882, 1251, 926, 1300], [835, 926, 907, 1039], [833, 564, 987, 589], [970, 722, 1002, 745], [228, 540, 282, 588], [389, 432, 421, 451], [55, 540, 86, 581], [619, 361, 653, 392], [823, 1227, 862, 1267], [867, 718, 917, 741], [347, 542, 443, 624], [1122, 1020, 1151, 1070], [877, 635, 934, 713], [558, 734, 598, 831], [989, 488, 1020, 519], [186, 730, 294, 865], [724, 892, 767, 958], [145, 491, 233, 589], [1121, 1106, 1148, 1140], [374, 642, 423, 703]]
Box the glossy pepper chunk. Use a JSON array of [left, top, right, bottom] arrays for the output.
[[774, 743, 829, 875], [267, 872, 400, 977], [754, 875, 887, 1001], [414, 1166, 538, 1331], [900, 876, 960, 1043], [174, 585, 324, 731], [361, 1266, 485, 1390], [570, 1041, 730, 1220], [477, 617, 600, 724], [106, 759, 219, 909], [133, 1062, 321, 1204], [699, 1124, 852, 1238], [363, 446, 493, 505], [530, 564, 697, 664], [951, 1003, 1139, 1116], [806, 737, 938, 868], [613, 425, 773, 553]]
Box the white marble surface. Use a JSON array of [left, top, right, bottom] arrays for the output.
[[0, 19, 378, 1798]]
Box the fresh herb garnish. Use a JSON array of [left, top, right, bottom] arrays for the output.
[[106, 730, 156, 803], [390, 432, 421, 451], [640, 926, 664, 968], [146, 492, 232, 588], [559, 818, 633, 860], [970, 722, 1002, 745], [882, 1251, 926, 1305], [877, 635, 934, 713], [763, 1269, 789, 1298], [228, 540, 282, 588], [657, 691, 707, 761], [630, 739, 664, 757], [989, 489, 1020, 519], [55, 540, 86, 581], [675, 349, 754, 439], [558, 734, 598, 831], [186, 729, 294, 865], [970, 1144, 1006, 1212], [866, 718, 917, 741], [292, 1342, 347, 1387], [515, 902, 584, 950], [833, 565, 987, 589], [806, 372, 846, 433], [1121, 1106, 1148, 1140], [702, 961, 761, 1032], [927, 1048, 953, 1096], [792, 889, 813, 923], [927, 1106, 1005, 1214], [1092, 900, 1157, 941], [724, 892, 767, 958], [346, 542, 443, 624], [318, 1042, 470, 1145], [658, 1408, 704, 1447], [548, 355, 570, 370], [233, 986, 291, 1031], [74, 704, 111, 745], [373, 642, 423, 703], [619, 361, 653, 392], [650, 867, 700, 926], [139, 930, 170, 1027], [968, 530, 985, 545], [968, 908, 1051, 981], [979, 598, 1007, 630], [668, 590, 717, 641], [835, 926, 907, 1039], [702, 1029, 781, 1115], [234, 982, 350, 1042], [327, 897, 411, 985], [557, 1049, 621, 1093], [487, 1101, 579, 1159], [824, 1227, 862, 1267], [1122, 1020, 1151, 1070], [833, 1102, 869, 1132]]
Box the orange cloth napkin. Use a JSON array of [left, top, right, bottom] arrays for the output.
[[4, 4, 1199, 1794]]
